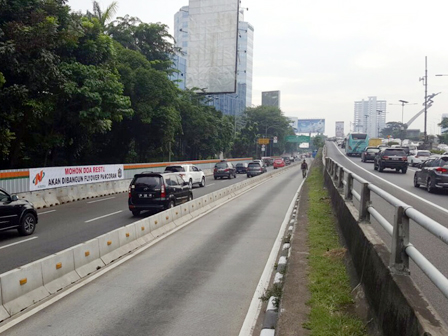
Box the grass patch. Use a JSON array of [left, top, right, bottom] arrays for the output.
[[303, 159, 367, 336]]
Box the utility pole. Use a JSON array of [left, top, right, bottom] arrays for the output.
[[420, 56, 428, 144]]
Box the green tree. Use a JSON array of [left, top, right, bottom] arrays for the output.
[[87, 1, 118, 31], [439, 117, 448, 134], [381, 121, 407, 139]]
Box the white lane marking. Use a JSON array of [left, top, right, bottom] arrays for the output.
[[239, 178, 306, 336], [87, 197, 116, 204], [204, 183, 215, 187], [332, 143, 448, 215], [0, 236, 38, 250], [85, 210, 123, 223], [38, 210, 56, 215]]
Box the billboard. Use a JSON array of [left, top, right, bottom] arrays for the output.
[[29, 164, 124, 191], [297, 119, 325, 133], [335, 121, 344, 138], [186, 0, 239, 94], [262, 91, 280, 108]]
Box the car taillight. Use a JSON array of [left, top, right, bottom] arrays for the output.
[[383, 156, 389, 159], [436, 167, 448, 173], [415, 156, 419, 158], [401, 157, 407, 161], [128, 187, 131, 198], [214, 168, 217, 173], [161, 184, 166, 198], [225, 168, 229, 172]]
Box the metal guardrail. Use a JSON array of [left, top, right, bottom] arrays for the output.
[[324, 156, 448, 299]]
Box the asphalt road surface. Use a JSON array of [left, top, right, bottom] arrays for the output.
[[0, 168, 275, 274], [1, 164, 304, 336], [326, 141, 448, 325]]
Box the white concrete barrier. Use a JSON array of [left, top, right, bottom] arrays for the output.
[[0, 280, 11, 321], [0, 261, 50, 316], [43, 189, 60, 207], [160, 209, 176, 232], [104, 181, 115, 195], [41, 249, 80, 294], [27, 190, 47, 209], [98, 229, 122, 265], [95, 183, 106, 197], [133, 218, 154, 244], [150, 212, 169, 238], [73, 239, 105, 278], [85, 184, 97, 199], [118, 225, 141, 254], [173, 203, 192, 227], [56, 186, 72, 204], [77, 184, 87, 200]]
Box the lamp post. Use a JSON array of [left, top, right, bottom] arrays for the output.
[[389, 100, 417, 124], [376, 110, 382, 137], [264, 124, 283, 156]]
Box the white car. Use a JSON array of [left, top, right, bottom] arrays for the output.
[[164, 164, 206, 188], [407, 150, 431, 167]]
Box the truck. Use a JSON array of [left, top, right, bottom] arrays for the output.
[[368, 138, 382, 147]]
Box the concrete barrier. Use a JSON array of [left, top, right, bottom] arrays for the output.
[[86, 184, 97, 199], [98, 229, 122, 265], [43, 189, 60, 207], [41, 249, 80, 294], [189, 197, 208, 218], [0, 281, 10, 321], [95, 183, 106, 197], [27, 190, 47, 209], [73, 238, 105, 278], [173, 203, 192, 227], [160, 209, 176, 232], [77, 184, 87, 200], [150, 212, 169, 238], [0, 261, 50, 316], [117, 225, 141, 253], [133, 218, 154, 244], [56, 186, 73, 204], [104, 181, 115, 195]]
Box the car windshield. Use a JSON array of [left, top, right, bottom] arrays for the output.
[[133, 176, 161, 188], [352, 133, 367, 140], [417, 152, 431, 156], [248, 163, 260, 168], [367, 148, 380, 153], [236, 163, 245, 167], [164, 166, 185, 172]]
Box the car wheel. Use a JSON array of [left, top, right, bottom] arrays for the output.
[[413, 174, 420, 188], [402, 167, 407, 174], [247, 175, 250, 178], [374, 162, 378, 171], [411, 160, 414, 167], [188, 193, 193, 201], [188, 179, 193, 189], [214, 176, 218, 180], [200, 177, 206, 187], [132, 210, 141, 216], [167, 200, 175, 209], [18, 213, 36, 236], [427, 178, 435, 193], [234, 173, 237, 178], [378, 163, 383, 172]]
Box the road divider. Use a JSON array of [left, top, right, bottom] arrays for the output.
[[0, 163, 299, 323]]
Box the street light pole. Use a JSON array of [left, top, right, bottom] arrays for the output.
[[398, 100, 408, 124]]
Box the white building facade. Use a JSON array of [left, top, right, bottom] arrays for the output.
[[354, 96, 387, 138]]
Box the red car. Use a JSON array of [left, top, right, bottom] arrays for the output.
[[273, 158, 285, 169]]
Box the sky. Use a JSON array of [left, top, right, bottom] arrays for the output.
[[68, 0, 448, 137]]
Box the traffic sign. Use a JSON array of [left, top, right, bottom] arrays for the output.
[[258, 138, 270, 145], [285, 135, 311, 143], [273, 136, 278, 143]]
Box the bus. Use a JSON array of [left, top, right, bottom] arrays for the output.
[[344, 133, 369, 156]]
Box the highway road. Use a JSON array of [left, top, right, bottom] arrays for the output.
[[0, 168, 276, 274], [0, 164, 304, 336], [326, 141, 448, 325]]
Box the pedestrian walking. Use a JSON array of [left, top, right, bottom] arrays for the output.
[[301, 159, 308, 178]]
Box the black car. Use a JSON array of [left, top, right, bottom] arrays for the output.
[[0, 188, 38, 236], [247, 162, 265, 177], [235, 163, 248, 174], [361, 147, 380, 162], [373, 148, 408, 173], [413, 156, 448, 193], [213, 161, 237, 179], [128, 172, 193, 216]]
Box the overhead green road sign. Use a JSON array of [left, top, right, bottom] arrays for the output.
[[285, 135, 311, 143]]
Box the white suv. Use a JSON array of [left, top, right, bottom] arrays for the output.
[[164, 164, 206, 189]]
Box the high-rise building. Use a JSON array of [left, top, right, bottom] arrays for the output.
[[354, 96, 387, 138], [173, 6, 254, 118]]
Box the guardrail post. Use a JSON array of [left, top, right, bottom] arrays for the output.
[[358, 182, 370, 222], [337, 167, 344, 189], [344, 172, 353, 200], [332, 162, 338, 181], [390, 205, 410, 275]]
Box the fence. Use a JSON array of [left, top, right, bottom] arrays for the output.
[[324, 156, 448, 299]]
